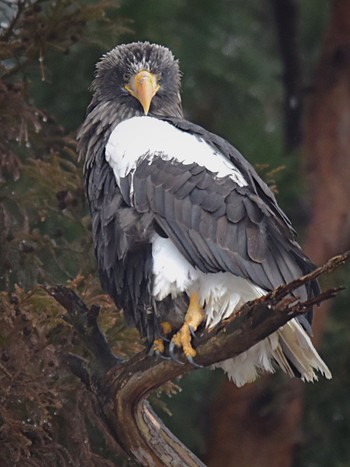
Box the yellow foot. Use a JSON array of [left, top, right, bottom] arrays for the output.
[[152, 337, 165, 354], [151, 321, 172, 355], [171, 292, 205, 358]]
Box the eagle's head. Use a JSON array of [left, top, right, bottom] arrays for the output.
[[90, 41, 183, 120]]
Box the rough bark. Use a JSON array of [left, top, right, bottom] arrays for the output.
[[206, 2, 350, 466], [47, 254, 348, 466], [303, 0, 350, 338], [304, 0, 350, 256]]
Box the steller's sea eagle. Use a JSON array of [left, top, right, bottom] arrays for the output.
[[78, 41, 331, 386]]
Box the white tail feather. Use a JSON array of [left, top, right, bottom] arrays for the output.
[[277, 319, 332, 381], [213, 318, 332, 386]]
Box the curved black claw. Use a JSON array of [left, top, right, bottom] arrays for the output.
[[148, 348, 169, 360], [186, 355, 203, 368], [189, 325, 197, 339], [168, 341, 185, 365], [156, 351, 171, 360], [157, 331, 170, 342]]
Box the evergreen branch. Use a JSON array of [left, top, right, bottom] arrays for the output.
[[1, 0, 26, 42]]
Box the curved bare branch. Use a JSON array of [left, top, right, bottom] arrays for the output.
[[47, 251, 349, 466]]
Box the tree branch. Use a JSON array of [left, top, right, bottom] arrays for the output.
[[47, 251, 349, 466]]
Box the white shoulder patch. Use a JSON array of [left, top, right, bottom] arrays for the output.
[[105, 116, 247, 188]]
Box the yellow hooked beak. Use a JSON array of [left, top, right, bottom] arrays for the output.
[[124, 70, 160, 115]]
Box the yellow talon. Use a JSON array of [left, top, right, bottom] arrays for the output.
[[152, 338, 165, 354], [171, 292, 205, 358], [151, 321, 172, 355]]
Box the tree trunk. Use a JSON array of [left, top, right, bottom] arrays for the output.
[[205, 2, 350, 466], [271, 0, 303, 150], [303, 0, 350, 338], [206, 377, 303, 467]]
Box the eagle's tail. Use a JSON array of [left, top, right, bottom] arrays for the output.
[[275, 319, 332, 382], [213, 318, 332, 387]]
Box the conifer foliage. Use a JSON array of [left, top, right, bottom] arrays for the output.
[[0, 2, 131, 465]]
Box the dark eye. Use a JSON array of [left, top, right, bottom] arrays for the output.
[[122, 73, 130, 82]]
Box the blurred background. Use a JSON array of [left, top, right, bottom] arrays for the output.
[[1, 0, 350, 466]]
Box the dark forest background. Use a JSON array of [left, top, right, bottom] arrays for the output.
[[1, 0, 350, 466]]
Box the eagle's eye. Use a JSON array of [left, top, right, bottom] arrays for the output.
[[122, 72, 130, 82]]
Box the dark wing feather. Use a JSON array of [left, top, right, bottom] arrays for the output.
[[164, 117, 296, 235], [162, 119, 319, 301], [84, 159, 160, 341], [127, 121, 319, 315]]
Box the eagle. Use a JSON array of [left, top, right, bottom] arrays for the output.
[[78, 41, 331, 386]]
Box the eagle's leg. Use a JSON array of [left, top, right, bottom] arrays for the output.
[[170, 292, 205, 358], [151, 321, 173, 354]]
